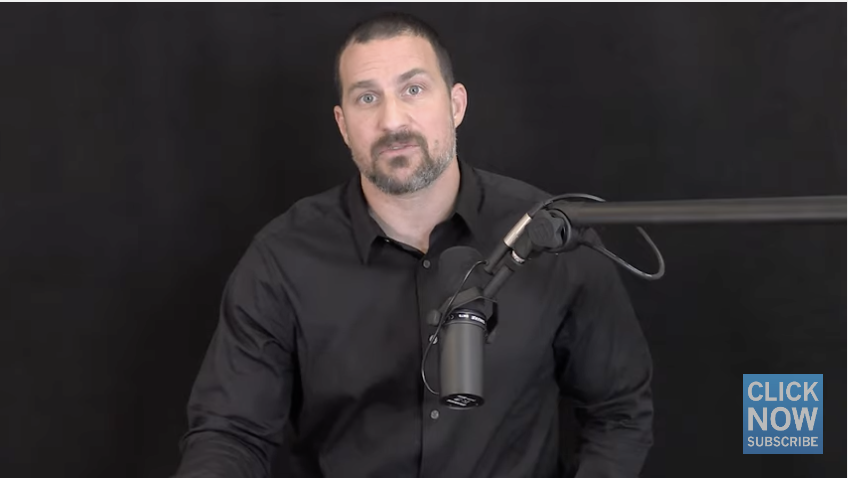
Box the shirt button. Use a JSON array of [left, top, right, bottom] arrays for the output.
[[430, 409, 440, 420], [422, 259, 431, 268], [429, 334, 438, 344]]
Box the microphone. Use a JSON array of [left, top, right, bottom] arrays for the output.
[[430, 246, 494, 409]]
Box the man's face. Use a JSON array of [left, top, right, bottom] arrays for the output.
[[334, 35, 467, 195]]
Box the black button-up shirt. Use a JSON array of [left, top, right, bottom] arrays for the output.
[[173, 160, 653, 478]]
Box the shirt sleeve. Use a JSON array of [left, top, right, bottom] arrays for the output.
[[173, 237, 297, 478], [554, 233, 654, 478]]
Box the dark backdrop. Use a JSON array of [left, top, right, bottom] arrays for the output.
[[0, 3, 844, 478]]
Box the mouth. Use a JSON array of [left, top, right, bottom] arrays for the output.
[[380, 143, 418, 155]]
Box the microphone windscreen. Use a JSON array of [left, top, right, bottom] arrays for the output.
[[437, 246, 487, 297]]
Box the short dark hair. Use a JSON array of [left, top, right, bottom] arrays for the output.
[[334, 12, 455, 103]]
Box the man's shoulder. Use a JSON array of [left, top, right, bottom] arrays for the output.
[[252, 180, 351, 245], [471, 164, 553, 211]]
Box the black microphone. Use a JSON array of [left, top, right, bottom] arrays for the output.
[[434, 246, 494, 409]]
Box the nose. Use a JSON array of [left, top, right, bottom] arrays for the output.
[[377, 94, 408, 132]]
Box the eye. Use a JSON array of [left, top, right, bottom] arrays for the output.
[[407, 85, 423, 96], [360, 93, 376, 104]]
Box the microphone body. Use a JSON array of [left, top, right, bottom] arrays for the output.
[[433, 246, 496, 409], [440, 308, 487, 408]]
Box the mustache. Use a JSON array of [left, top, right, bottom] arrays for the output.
[[371, 130, 426, 157]]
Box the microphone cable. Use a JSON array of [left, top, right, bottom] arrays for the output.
[[541, 193, 666, 280]]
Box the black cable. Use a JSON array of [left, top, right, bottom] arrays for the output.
[[544, 192, 607, 206], [421, 259, 486, 395], [587, 227, 665, 280], [542, 193, 666, 280]]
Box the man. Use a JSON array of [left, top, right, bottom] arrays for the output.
[[174, 11, 653, 478]]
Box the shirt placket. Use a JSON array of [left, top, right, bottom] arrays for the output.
[[416, 251, 446, 478]]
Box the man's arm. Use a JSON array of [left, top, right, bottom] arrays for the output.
[[554, 236, 654, 478], [173, 237, 297, 478]]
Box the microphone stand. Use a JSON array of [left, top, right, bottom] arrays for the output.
[[433, 194, 845, 409], [484, 194, 846, 282], [544, 195, 846, 226]]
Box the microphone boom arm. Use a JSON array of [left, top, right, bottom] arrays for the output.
[[483, 194, 846, 283], [547, 195, 846, 227]]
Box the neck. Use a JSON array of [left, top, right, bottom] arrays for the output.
[[362, 159, 460, 254]]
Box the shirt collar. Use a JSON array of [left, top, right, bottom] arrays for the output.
[[346, 159, 485, 264]]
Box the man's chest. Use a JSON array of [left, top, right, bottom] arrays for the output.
[[280, 247, 571, 407]]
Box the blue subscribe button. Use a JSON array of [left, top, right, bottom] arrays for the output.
[[743, 374, 822, 454]]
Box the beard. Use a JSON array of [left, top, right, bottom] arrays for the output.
[[352, 125, 456, 196]]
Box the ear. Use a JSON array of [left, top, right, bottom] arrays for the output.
[[450, 82, 468, 128], [333, 105, 350, 147]]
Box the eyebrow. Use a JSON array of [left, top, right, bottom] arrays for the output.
[[347, 68, 431, 97]]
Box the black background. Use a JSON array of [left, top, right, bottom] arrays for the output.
[[0, 3, 844, 478]]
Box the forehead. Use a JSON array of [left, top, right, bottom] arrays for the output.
[[339, 35, 440, 86]]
